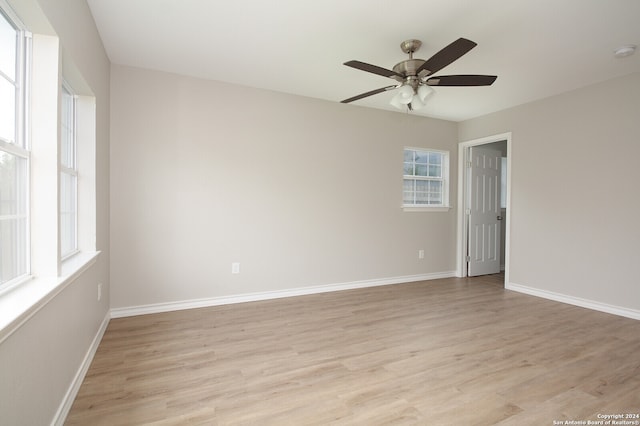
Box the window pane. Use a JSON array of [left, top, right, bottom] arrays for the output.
[[415, 180, 429, 204], [0, 77, 15, 143], [0, 150, 26, 214], [415, 164, 428, 176], [403, 179, 414, 191], [403, 149, 414, 162], [428, 152, 442, 166], [428, 165, 441, 177], [403, 162, 413, 175], [403, 179, 414, 204], [61, 171, 77, 256], [61, 86, 74, 168], [0, 150, 27, 284], [0, 11, 17, 81], [415, 180, 428, 204], [429, 180, 443, 204], [0, 217, 27, 284], [415, 151, 428, 164]]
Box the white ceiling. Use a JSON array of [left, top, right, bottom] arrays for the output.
[[87, 0, 640, 122]]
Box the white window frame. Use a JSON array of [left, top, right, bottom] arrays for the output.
[[0, 5, 30, 292], [60, 81, 78, 259], [403, 147, 450, 211], [0, 0, 101, 346]]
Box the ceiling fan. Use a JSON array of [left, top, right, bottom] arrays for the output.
[[341, 38, 497, 110]]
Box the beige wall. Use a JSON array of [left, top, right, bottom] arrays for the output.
[[110, 65, 459, 309], [1, 4, 637, 421], [459, 72, 640, 311], [0, 0, 110, 424]]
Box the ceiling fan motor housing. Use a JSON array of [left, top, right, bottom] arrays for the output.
[[395, 39, 430, 84], [392, 59, 429, 83]]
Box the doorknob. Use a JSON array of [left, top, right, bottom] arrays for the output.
[[497, 215, 503, 220]]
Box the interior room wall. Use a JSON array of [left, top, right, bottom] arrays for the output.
[[459, 72, 640, 313], [0, 0, 110, 424], [110, 64, 459, 310]]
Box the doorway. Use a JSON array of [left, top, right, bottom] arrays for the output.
[[456, 133, 511, 285]]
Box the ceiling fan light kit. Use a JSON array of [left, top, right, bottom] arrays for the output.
[[341, 38, 497, 112], [389, 81, 434, 111], [409, 93, 426, 110], [395, 85, 414, 104], [418, 84, 434, 101]]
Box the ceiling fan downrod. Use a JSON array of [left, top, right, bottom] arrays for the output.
[[392, 40, 430, 84]]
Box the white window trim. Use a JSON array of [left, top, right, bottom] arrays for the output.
[[0, 0, 100, 343], [60, 81, 78, 260], [402, 147, 451, 212]]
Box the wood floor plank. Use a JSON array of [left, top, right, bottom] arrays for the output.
[[66, 276, 640, 425]]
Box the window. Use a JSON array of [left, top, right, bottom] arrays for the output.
[[403, 148, 449, 208], [0, 1, 99, 338], [60, 82, 77, 258], [0, 7, 29, 288]]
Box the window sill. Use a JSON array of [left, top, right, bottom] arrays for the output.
[[0, 251, 100, 344], [402, 206, 452, 212], [61, 250, 95, 276]]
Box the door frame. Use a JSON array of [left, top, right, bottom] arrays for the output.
[[456, 132, 512, 285]]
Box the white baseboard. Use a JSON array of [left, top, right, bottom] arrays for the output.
[[53, 311, 111, 426], [111, 271, 456, 319], [506, 282, 640, 321]]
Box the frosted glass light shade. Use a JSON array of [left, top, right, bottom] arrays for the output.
[[417, 84, 434, 102], [410, 94, 426, 110], [398, 85, 414, 104], [390, 94, 404, 109], [390, 85, 415, 109]]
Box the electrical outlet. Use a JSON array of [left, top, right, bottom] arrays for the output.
[[231, 262, 240, 274], [97, 283, 102, 301], [418, 249, 425, 259]]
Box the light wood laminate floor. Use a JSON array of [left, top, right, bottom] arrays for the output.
[[66, 275, 640, 425]]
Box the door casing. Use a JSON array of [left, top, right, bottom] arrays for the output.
[[456, 132, 512, 285]]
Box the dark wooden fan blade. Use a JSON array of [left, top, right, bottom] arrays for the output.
[[426, 75, 497, 86], [341, 85, 397, 103], [416, 38, 477, 76], [344, 60, 404, 79]]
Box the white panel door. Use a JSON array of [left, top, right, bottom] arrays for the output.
[[468, 146, 502, 276]]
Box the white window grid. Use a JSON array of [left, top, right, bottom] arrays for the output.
[[0, 5, 30, 290], [403, 148, 449, 207]]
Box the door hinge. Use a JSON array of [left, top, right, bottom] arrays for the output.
[[466, 255, 471, 262], [465, 208, 471, 215], [467, 161, 472, 168]]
